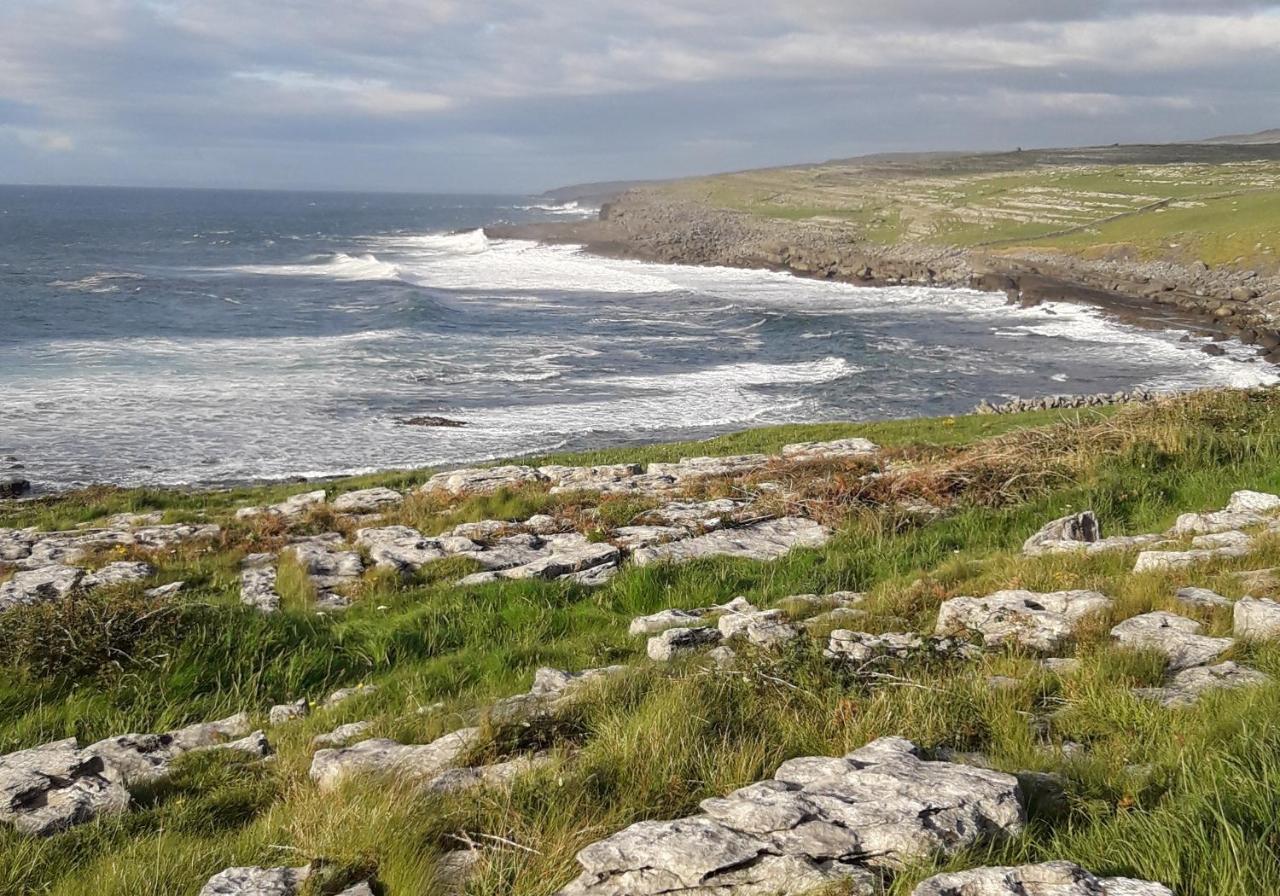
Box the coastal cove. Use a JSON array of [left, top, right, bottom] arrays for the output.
[[2, 185, 1275, 495]]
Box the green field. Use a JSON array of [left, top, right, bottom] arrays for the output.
[[667, 147, 1280, 270], [7, 392, 1280, 894]]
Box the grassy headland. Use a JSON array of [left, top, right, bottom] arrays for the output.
[[6, 391, 1280, 893]]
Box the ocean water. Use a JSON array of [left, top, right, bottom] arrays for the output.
[[1, 184, 1274, 493]]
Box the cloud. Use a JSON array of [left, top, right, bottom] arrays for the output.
[[0, 1, 1278, 190]]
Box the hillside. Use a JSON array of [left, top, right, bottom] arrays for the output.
[[6, 391, 1280, 894]]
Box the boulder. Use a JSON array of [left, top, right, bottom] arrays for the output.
[[198, 866, 310, 896], [1233, 596, 1280, 639], [82, 561, 156, 590], [911, 861, 1171, 896], [144, 581, 185, 598], [647, 454, 769, 484], [1167, 509, 1270, 536], [311, 721, 372, 749], [633, 518, 831, 566], [0, 564, 84, 611], [1133, 662, 1269, 708], [1226, 490, 1280, 514], [1022, 511, 1100, 555], [332, 487, 402, 513], [323, 684, 377, 709], [554, 737, 1023, 895], [0, 475, 30, 499], [1110, 612, 1232, 670], [309, 728, 480, 793], [424, 752, 553, 794], [237, 490, 326, 522], [935, 590, 1112, 652], [611, 525, 686, 550], [435, 850, 481, 895], [1174, 586, 1234, 610], [647, 626, 723, 661], [0, 738, 130, 836], [489, 664, 630, 725], [629, 608, 704, 636], [269, 699, 309, 726]]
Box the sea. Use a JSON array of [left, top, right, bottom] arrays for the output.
[[1, 184, 1275, 494]]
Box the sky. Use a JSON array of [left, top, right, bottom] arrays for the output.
[[2, 1, 1279, 193]]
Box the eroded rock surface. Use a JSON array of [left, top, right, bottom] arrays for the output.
[[0, 564, 85, 611], [86, 713, 266, 786], [554, 736, 1023, 896], [1234, 596, 1280, 639], [1134, 662, 1269, 707], [911, 861, 1172, 896], [198, 865, 310, 896], [0, 738, 130, 836], [633, 518, 831, 566], [648, 626, 724, 661], [1175, 586, 1234, 610], [239, 554, 280, 613], [332, 487, 403, 514], [1111, 611, 1232, 670], [310, 728, 480, 793], [935, 590, 1112, 652]]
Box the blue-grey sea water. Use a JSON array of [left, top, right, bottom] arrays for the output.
[[1, 184, 1273, 492]]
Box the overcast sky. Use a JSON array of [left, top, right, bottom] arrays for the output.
[[3, 1, 1279, 193]]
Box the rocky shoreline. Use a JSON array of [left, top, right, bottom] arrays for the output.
[[488, 190, 1280, 362]]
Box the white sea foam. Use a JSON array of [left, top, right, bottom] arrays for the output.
[[219, 252, 403, 282]]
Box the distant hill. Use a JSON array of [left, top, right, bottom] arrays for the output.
[[1199, 128, 1280, 145], [540, 179, 656, 204]]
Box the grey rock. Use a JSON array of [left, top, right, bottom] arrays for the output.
[[1111, 611, 1232, 670], [82, 560, 155, 590], [311, 721, 372, 749], [1175, 586, 1234, 610], [780, 437, 878, 461], [824, 630, 977, 663], [0, 527, 35, 561], [541, 463, 646, 494], [611, 525, 686, 550], [717, 608, 799, 647], [144, 581, 185, 598], [269, 699, 309, 726], [1022, 511, 1101, 556], [424, 752, 553, 794], [239, 561, 280, 613], [0, 738, 130, 836], [1134, 542, 1250, 573], [911, 861, 1172, 896], [555, 736, 1022, 895], [355, 526, 453, 573], [0, 475, 30, 498], [1233, 596, 1280, 639], [935, 590, 1112, 652], [633, 518, 831, 566], [1134, 661, 1269, 707], [1225, 489, 1280, 514], [629, 608, 704, 636], [86, 712, 259, 786], [0, 564, 84, 611], [198, 865, 310, 896], [490, 664, 630, 725], [236, 490, 326, 521], [423, 465, 546, 495], [323, 684, 377, 709], [641, 498, 743, 530], [435, 850, 482, 895], [1040, 657, 1082, 675], [310, 728, 480, 792], [1167, 509, 1270, 536], [332, 487, 402, 513], [648, 454, 769, 484], [647, 626, 723, 661]]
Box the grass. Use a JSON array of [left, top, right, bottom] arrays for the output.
[[6, 390, 1280, 893], [668, 154, 1280, 272]]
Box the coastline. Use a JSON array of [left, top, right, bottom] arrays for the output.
[[487, 190, 1280, 361]]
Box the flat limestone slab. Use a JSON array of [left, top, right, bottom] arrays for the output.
[[632, 518, 831, 566]]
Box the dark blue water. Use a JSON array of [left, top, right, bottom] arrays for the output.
[[1, 185, 1271, 491]]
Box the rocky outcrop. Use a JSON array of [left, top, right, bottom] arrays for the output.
[[489, 664, 630, 724], [239, 554, 280, 613], [1233, 596, 1280, 639], [235, 490, 326, 522], [911, 861, 1171, 896], [309, 728, 481, 793], [554, 736, 1024, 895], [647, 626, 724, 661], [331, 487, 403, 513], [1110, 611, 1232, 670], [633, 518, 831, 566], [0, 739, 130, 836], [629, 597, 756, 636], [198, 865, 310, 896], [935, 590, 1112, 651], [0, 564, 85, 611], [86, 713, 268, 786], [1175, 586, 1234, 610], [1022, 511, 1167, 557], [975, 391, 1170, 415], [1133, 662, 1269, 708]]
